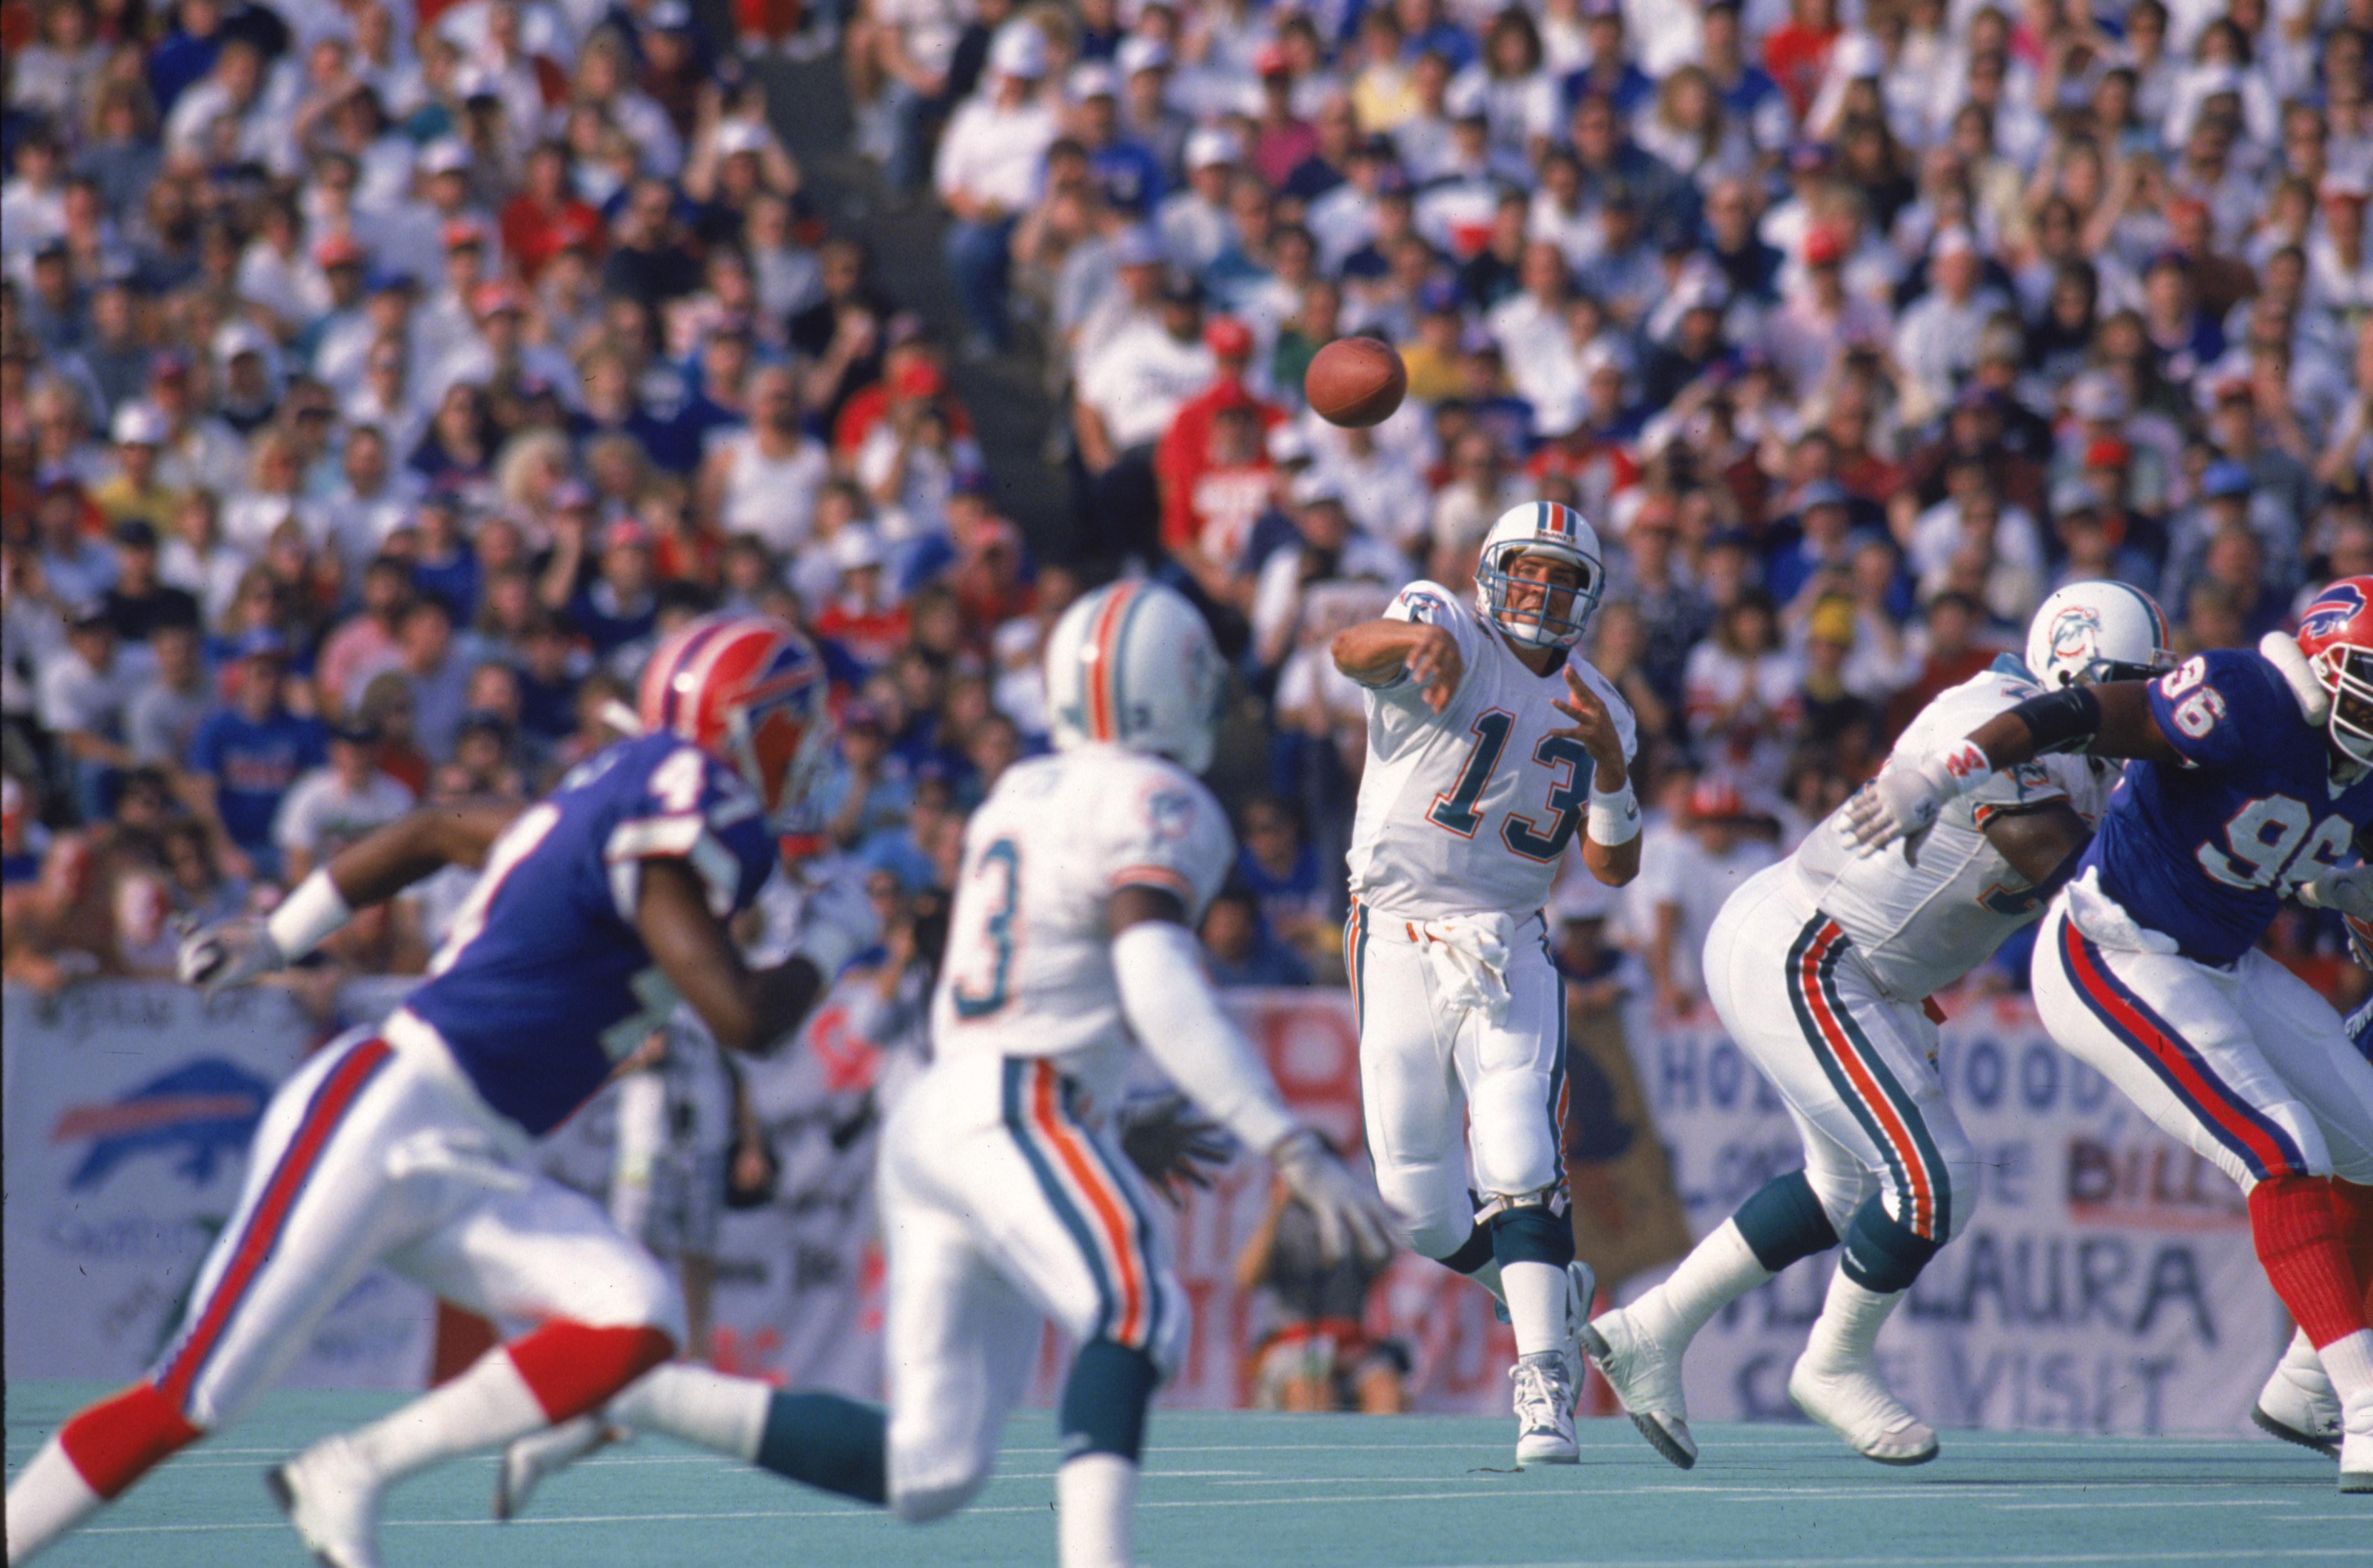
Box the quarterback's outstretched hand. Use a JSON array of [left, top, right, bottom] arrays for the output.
[[175, 917, 288, 998], [1117, 1092, 1235, 1207], [1270, 1128, 1399, 1264], [1551, 667, 1626, 774], [2301, 866, 2373, 921], [1845, 740, 1990, 855], [1404, 623, 1464, 714]]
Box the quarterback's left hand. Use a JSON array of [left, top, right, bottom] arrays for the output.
[[1844, 740, 1990, 855], [2300, 866, 2373, 921], [1116, 1093, 1233, 1207], [1551, 667, 1627, 775]]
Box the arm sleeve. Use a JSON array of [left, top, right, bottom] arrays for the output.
[[1112, 919, 1299, 1156]]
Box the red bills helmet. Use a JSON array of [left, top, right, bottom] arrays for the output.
[[637, 613, 831, 829], [2297, 575, 2373, 768]]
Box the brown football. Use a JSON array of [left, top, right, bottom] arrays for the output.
[[1305, 337, 1408, 428]]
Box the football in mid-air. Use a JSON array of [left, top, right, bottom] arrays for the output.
[[1305, 337, 1407, 428]]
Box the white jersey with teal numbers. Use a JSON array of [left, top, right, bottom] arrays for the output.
[[1347, 581, 1638, 921], [929, 746, 1232, 1108], [1789, 665, 2116, 1002]]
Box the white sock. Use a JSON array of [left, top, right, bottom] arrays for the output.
[[609, 1363, 771, 1460], [609, 1070, 664, 1237], [1055, 1452, 1136, 1568], [347, 1347, 549, 1483], [1801, 1267, 1903, 1372], [6, 1438, 104, 1565], [1501, 1259, 1567, 1360], [1629, 1219, 1772, 1349], [2319, 1328, 2373, 1417]]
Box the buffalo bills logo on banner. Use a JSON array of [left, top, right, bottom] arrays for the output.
[[53, 1059, 272, 1189], [2302, 582, 2368, 642]]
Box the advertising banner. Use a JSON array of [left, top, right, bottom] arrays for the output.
[[3, 982, 2285, 1437], [1, 982, 435, 1389], [1637, 998, 2281, 1437]]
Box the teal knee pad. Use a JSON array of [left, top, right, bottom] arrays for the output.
[[1061, 1338, 1160, 1463], [1488, 1203, 1573, 1269], [756, 1391, 888, 1505], [1732, 1171, 1841, 1273], [1838, 1194, 1942, 1294]]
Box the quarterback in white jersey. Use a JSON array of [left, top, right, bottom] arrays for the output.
[[494, 582, 1394, 1568], [1583, 582, 2172, 1471], [1331, 500, 1641, 1466]]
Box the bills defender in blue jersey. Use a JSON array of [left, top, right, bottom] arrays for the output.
[[5, 615, 840, 1567], [1850, 577, 2373, 1493]]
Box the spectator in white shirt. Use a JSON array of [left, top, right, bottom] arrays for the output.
[[271, 718, 416, 883], [1074, 272, 1215, 565], [935, 24, 1061, 357], [41, 602, 141, 823]]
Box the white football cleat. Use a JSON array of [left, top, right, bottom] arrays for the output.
[[2252, 1335, 2340, 1459], [267, 1434, 385, 1568], [1577, 1307, 1696, 1470], [1510, 1351, 1578, 1465], [1786, 1355, 1938, 1465], [2342, 1428, 2373, 1495], [495, 1414, 626, 1521]]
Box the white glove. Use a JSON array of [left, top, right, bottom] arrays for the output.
[[1270, 1128, 1400, 1265], [2299, 866, 2373, 921], [1844, 740, 1991, 856], [175, 918, 287, 998]]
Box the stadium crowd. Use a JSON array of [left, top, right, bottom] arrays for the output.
[[3, 0, 2371, 1016]]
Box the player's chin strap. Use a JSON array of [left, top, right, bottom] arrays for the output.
[[2259, 632, 2331, 724]]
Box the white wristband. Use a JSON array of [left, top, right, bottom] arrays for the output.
[[265, 868, 355, 961], [1586, 779, 1641, 846]]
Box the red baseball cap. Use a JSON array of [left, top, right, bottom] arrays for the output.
[[1203, 316, 1255, 358]]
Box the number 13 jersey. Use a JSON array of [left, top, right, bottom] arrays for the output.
[[930, 746, 1233, 1104], [1347, 580, 1637, 921]]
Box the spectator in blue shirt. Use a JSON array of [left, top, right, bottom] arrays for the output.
[[185, 629, 327, 883], [1201, 886, 1314, 988]]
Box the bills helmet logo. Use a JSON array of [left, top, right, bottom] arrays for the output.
[[2299, 582, 2369, 645], [53, 1059, 273, 1190]]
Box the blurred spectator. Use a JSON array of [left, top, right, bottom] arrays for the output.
[[187, 630, 326, 884], [1641, 777, 1777, 1020], [272, 718, 416, 884], [1201, 884, 1313, 988], [40, 601, 140, 824]]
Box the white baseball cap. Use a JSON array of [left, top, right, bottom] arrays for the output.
[[1186, 126, 1240, 170], [111, 401, 168, 445], [990, 24, 1049, 79]]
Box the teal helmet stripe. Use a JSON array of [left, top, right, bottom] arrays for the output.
[[2104, 579, 2168, 651], [1106, 579, 1150, 744]]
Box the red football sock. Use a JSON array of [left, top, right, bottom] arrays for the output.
[[2333, 1181, 2373, 1318], [56, 1383, 202, 1499], [2252, 1175, 2370, 1350], [507, 1322, 676, 1422]]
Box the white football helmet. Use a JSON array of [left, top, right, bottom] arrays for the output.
[[1474, 501, 1607, 649], [2023, 581, 2175, 690], [1046, 580, 1227, 773]]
